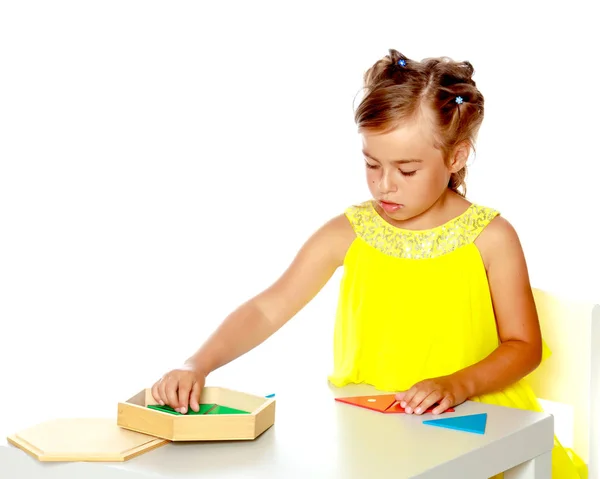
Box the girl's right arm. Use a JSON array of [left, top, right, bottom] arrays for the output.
[[151, 213, 355, 413]]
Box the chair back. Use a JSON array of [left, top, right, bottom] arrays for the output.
[[527, 288, 600, 478]]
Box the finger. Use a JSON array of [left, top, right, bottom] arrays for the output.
[[414, 390, 443, 415], [189, 381, 202, 412], [432, 395, 454, 415], [406, 389, 432, 414], [158, 378, 170, 406], [398, 387, 417, 409], [177, 376, 193, 414], [151, 381, 164, 406], [165, 377, 180, 409]]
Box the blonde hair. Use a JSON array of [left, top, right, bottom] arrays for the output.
[[354, 49, 485, 196]]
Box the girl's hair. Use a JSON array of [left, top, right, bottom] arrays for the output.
[[354, 49, 485, 197]]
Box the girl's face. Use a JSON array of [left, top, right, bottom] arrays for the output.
[[361, 113, 465, 225]]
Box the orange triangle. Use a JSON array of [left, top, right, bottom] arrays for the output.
[[335, 394, 456, 414], [384, 402, 455, 414], [335, 394, 397, 412]]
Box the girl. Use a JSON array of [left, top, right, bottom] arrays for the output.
[[152, 49, 585, 478]]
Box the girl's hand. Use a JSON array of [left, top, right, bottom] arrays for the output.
[[151, 364, 206, 415], [395, 375, 469, 415]]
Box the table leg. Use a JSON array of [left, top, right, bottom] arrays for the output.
[[504, 451, 552, 479]]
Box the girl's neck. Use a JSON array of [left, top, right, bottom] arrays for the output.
[[378, 189, 471, 231]]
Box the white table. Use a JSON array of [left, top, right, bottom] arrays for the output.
[[1, 381, 553, 478]]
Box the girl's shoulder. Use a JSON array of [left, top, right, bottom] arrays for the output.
[[473, 210, 522, 270]]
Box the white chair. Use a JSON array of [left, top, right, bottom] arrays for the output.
[[526, 288, 600, 479]]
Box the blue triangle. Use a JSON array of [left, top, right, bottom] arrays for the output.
[[422, 413, 487, 435]]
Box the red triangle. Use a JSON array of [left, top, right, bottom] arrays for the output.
[[335, 394, 397, 412]]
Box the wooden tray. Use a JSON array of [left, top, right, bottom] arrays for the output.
[[7, 417, 168, 462], [117, 386, 275, 441]]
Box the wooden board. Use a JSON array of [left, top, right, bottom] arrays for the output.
[[7, 417, 168, 462]]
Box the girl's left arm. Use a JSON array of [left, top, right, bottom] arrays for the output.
[[456, 215, 543, 394], [397, 216, 543, 415]]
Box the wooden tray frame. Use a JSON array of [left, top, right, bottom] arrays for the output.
[[117, 386, 276, 441]]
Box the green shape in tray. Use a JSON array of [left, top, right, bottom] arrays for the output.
[[206, 405, 249, 415], [148, 403, 216, 415], [147, 403, 250, 415]]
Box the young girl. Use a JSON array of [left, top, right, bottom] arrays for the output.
[[152, 49, 585, 478]]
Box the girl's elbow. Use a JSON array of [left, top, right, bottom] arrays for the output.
[[528, 339, 544, 370]]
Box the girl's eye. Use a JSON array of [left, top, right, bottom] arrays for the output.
[[400, 170, 417, 176], [365, 163, 378, 169]]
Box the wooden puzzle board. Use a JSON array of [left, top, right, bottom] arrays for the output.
[[7, 418, 168, 462]]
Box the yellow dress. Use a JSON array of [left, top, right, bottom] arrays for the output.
[[328, 200, 587, 479]]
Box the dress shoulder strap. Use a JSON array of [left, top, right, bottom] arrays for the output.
[[466, 204, 501, 240], [344, 200, 376, 233]]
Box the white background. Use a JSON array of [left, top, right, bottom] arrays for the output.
[[0, 0, 598, 450]]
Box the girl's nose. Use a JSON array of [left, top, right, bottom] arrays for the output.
[[379, 171, 398, 194]]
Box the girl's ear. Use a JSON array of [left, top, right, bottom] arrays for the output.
[[449, 141, 470, 172]]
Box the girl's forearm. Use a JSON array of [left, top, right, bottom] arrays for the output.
[[185, 300, 281, 377], [452, 340, 542, 398]]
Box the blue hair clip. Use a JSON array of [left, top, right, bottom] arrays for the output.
[[397, 59, 406, 67], [455, 96, 464, 105]]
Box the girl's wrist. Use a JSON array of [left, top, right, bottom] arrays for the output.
[[183, 356, 210, 378], [450, 370, 475, 400]]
